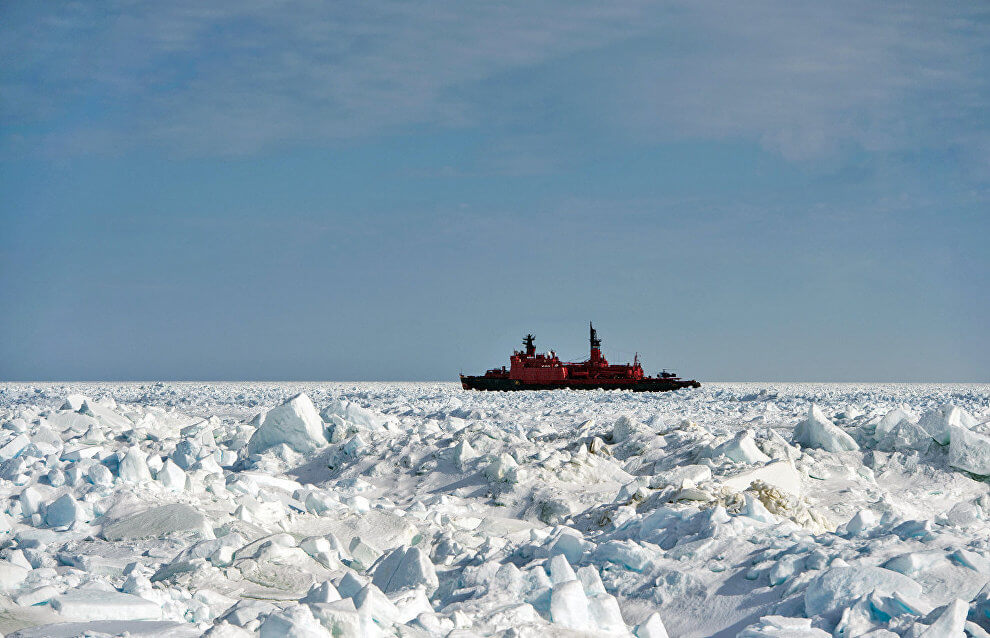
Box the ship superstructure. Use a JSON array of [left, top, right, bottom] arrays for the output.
[[460, 323, 700, 392]]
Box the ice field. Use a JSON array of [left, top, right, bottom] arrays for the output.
[[0, 382, 989, 637]]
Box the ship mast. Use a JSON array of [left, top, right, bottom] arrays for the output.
[[589, 322, 602, 364]]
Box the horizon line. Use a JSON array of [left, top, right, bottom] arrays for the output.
[[2, 379, 989, 385]]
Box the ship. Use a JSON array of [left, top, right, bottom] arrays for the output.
[[460, 323, 701, 392]]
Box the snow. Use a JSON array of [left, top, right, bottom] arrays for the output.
[[0, 434, 31, 460], [0, 560, 29, 590], [8, 621, 201, 637], [738, 616, 830, 637], [257, 604, 330, 637], [484, 452, 523, 483], [612, 414, 646, 443], [792, 403, 860, 452], [248, 393, 327, 454], [118, 446, 153, 482], [875, 407, 914, 439], [0, 381, 987, 636], [804, 566, 923, 616], [918, 598, 968, 637], [102, 503, 213, 541], [158, 458, 188, 490], [708, 429, 771, 464], [948, 424, 990, 476], [43, 493, 85, 528], [919, 405, 976, 446], [588, 592, 626, 633], [322, 399, 387, 431], [636, 612, 671, 638], [300, 581, 341, 604], [370, 545, 438, 594], [549, 579, 591, 629], [718, 459, 802, 496], [52, 589, 162, 621]]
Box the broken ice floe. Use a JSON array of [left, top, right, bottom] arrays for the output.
[[0, 382, 986, 636]]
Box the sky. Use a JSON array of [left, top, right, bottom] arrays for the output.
[[1, 1, 988, 382]]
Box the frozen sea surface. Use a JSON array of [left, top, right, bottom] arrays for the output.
[[0, 381, 988, 637]]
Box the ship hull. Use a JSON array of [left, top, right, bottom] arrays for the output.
[[459, 375, 700, 392]]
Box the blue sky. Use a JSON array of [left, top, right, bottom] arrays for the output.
[[1, 1, 988, 381]]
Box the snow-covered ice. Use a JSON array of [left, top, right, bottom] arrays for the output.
[[0, 381, 988, 637]]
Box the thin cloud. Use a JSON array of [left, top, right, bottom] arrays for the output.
[[1, 0, 987, 175], [591, 1, 989, 164]]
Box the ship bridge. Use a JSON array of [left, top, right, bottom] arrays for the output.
[[507, 324, 644, 383]]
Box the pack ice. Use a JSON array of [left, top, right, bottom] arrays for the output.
[[0, 381, 988, 637]]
